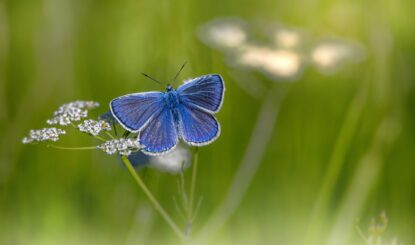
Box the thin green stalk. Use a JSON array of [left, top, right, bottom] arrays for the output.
[[326, 117, 399, 244], [303, 78, 369, 245], [188, 147, 199, 219], [194, 87, 284, 244], [93, 135, 107, 141], [120, 155, 186, 242], [112, 121, 118, 136], [186, 147, 199, 239], [105, 131, 116, 139], [47, 145, 97, 150]]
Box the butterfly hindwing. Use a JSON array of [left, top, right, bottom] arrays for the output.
[[177, 74, 225, 113], [110, 92, 165, 132], [178, 103, 220, 146], [139, 105, 179, 155]]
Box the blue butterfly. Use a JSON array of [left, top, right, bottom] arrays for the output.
[[110, 74, 225, 155]]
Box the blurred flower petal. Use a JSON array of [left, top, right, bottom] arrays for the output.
[[310, 38, 366, 74], [198, 17, 248, 51], [234, 45, 304, 81], [126, 145, 191, 174], [149, 145, 191, 174], [268, 23, 307, 49], [275, 29, 302, 48]]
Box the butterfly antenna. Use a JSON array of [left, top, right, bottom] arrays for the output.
[[141, 73, 165, 87], [172, 62, 187, 83]]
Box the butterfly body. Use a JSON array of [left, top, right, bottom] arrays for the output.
[[110, 74, 225, 156], [164, 87, 182, 133], [164, 87, 181, 109]]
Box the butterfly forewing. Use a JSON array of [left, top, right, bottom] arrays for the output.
[[110, 92, 165, 132], [177, 74, 225, 113]]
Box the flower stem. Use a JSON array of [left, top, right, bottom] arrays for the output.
[[112, 121, 118, 136], [303, 80, 369, 244], [194, 87, 285, 243], [120, 155, 186, 242], [186, 147, 199, 239], [105, 131, 116, 139], [189, 147, 199, 219], [93, 135, 107, 141], [47, 145, 97, 150]]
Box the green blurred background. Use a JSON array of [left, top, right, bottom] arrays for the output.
[[1, 0, 414, 244]]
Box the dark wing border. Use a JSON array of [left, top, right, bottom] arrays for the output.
[[177, 74, 225, 114]]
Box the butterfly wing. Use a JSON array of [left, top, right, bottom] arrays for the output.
[[139, 105, 179, 155], [176, 74, 225, 113], [126, 151, 151, 168], [176, 74, 224, 146], [110, 92, 164, 132], [177, 102, 220, 146]]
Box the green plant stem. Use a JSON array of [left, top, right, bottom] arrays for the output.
[[112, 121, 118, 136], [120, 155, 186, 242], [186, 147, 199, 240], [93, 135, 107, 141], [188, 147, 199, 220], [47, 145, 97, 150], [105, 131, 116, 139], [194, 87, 284, 244], [303, 80, 369, 245]]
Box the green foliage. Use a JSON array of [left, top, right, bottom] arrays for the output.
[[1, 0, 414, 244]]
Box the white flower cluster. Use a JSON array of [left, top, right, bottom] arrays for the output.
[[22, 128, 66, 144], [47, 101, 99, 126], [78, 119, 111, 136], [97, 138, 143, 156]]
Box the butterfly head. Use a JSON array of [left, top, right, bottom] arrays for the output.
[[166, 84, 174, 92]]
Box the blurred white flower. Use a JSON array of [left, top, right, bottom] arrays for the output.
[[22, 127, 66, 144], [148, 145, 191, 174], [274, 29, 302, 48], [47, 100, 99, 126], [198, 18, 247, 51], [78, 119, 111, 136], [267, 23, 308, 49], [235, 45, 304, 80], [97, 138, 142, 156], [310, 38, 366, 74], [198, 17, 366, 87]]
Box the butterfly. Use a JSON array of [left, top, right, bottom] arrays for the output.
[[110, 74, 225, 155]]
